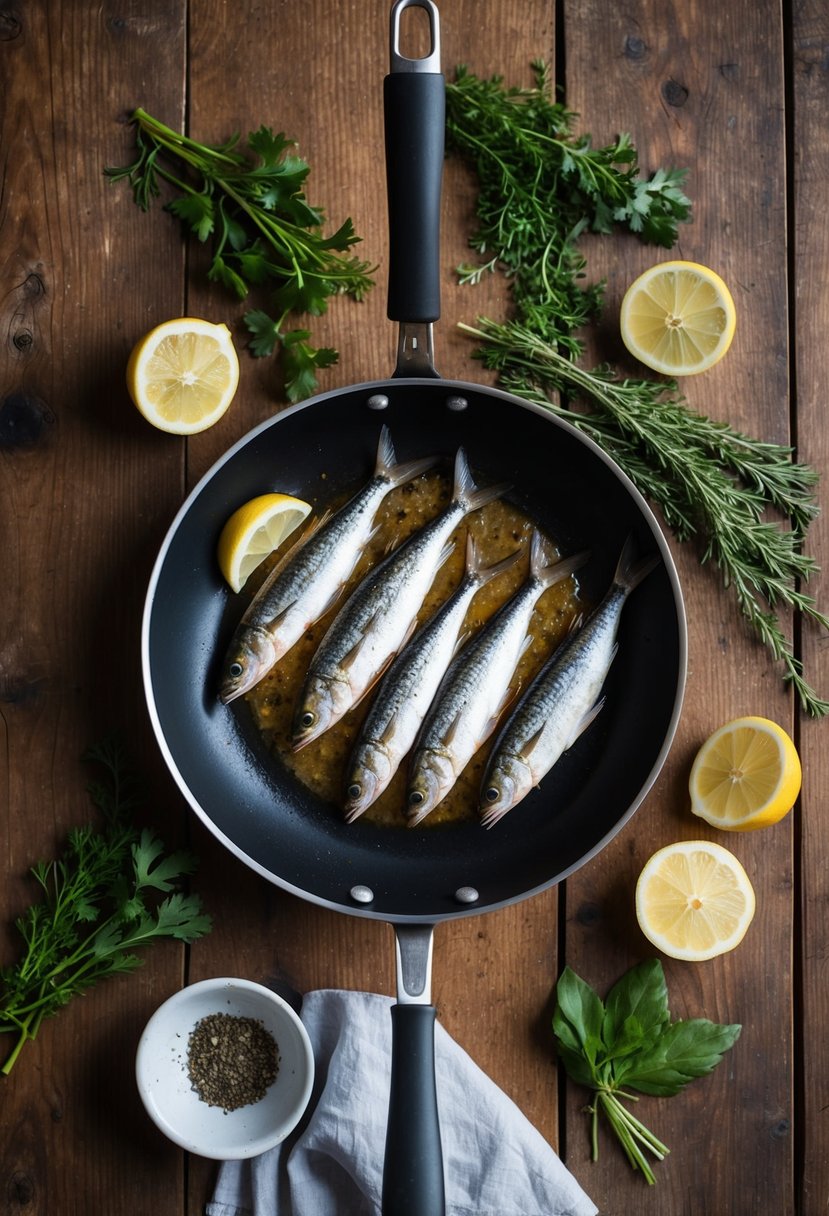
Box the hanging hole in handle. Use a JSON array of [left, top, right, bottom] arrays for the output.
[[390, 0, 440, 73]]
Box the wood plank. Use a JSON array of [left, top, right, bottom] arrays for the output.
[[791, 1, 829, 1210], [0, 1, 190, 1212], [562, 0, 795, 1210]]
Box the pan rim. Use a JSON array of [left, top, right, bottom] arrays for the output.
[[141, 374, 688, 923]]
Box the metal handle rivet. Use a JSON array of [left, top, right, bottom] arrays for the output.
[[446, 395, 468, 412], [367, 394, 390, 410], [454, 886, 479, 904], [350, 884, 375, 904]]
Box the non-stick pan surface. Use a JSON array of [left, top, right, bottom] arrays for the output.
[[144, 375, 686, 923]]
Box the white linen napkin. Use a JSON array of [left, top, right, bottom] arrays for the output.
[[206, 988, 596, 1216]]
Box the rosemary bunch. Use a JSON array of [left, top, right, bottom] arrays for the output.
[[446, 66, 827, 714]]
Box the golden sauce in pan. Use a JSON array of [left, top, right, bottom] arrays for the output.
[[242, 470, 582, 827]]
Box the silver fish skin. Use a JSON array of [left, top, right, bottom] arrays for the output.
[[292, 449, 508, 750], [480, 537, 659, 828], [406, 531, 589, 826], [342, 533, 522, 822], [219, 426, 437, 705]]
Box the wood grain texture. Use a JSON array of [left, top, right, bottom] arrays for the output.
[[563, 1, 796, 1211], [0, 1, 826, 1214], [791, 0, 829, 1210]]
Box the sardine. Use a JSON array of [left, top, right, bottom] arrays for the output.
[[343, 533, 522, 822], [406, 531, 588, 826], [292, 449, 508, 750], [218, 426, 436, 705], [479, 537, 659, 828]]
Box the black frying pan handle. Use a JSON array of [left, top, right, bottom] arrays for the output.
[[384, 0, 445, 323], [382, 1004, 444, 1215]]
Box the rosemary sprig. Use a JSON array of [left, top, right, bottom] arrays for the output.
[[462, 319, 829, 716], [446, 65, 827, 714]]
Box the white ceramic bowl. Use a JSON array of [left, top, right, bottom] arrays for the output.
[[136, 978, 315, 1159]]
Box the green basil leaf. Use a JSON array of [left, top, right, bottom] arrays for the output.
[[553, 966, 605, 1066], [616, 1017, 742, 1095], [554, 1041, 596, 1090], [603, 958, 670, 1051]]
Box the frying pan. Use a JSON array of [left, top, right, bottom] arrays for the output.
[[142, 2, 687, 1212]]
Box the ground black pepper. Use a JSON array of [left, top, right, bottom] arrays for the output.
[[186, 1012, 279, 1112]]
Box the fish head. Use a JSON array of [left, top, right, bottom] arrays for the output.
[[406, 750, 456, 826], [479, 755, 534, 826], [219, 628, 278, 704], [343, 743, 394, 821], [292, 673, 348, 750]]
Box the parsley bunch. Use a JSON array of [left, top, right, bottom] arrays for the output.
[[446, 63, 691, 354], [447, 65, 828, 715], [554, 960, 741, 1184], [108, 108, 375, 402], [0, 739, 211, 1074]]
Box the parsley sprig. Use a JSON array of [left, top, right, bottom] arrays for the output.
[[107, 108, 375, 402], [0, 739, 211, 1074], [553, 960, 741, 1184], [446, 65, 827, 714]]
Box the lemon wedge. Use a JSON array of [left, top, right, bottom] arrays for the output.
[[126, 318, 240, 434], [689, 716, 801, 831], [635, 840, 755, 961], [620, 260, 736, 376], [217, 493, 312, 593]]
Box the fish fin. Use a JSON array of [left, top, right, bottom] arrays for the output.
[[529, 529, 590, 590], [614, 534, 661, 592], [566, 697, 606, 750], [451, 628, 472, 658], [350, 651, 398, 710], [439, 709, 464, 750], [480, 685, 520, 746], [518, 633, 534, 661], [376, 424, 440, 487], [378, 710, 400, 746], [436, 537, 458, 574], [451, 448, 510, 514], [518, 723, 549, 765], [339, 631, 371, 674], [316, 582, 351, 619], [465, 531, 523, 586], [263, 598, 298, 634]]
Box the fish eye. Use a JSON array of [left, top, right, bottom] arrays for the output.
[[408, 790, 424, 807], [229, 661, 244, 679], [347, 782, 361, 799], [484, 787, 500, 804], [300, 711, 316, 728]]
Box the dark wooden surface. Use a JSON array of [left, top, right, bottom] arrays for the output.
[[1, 2, 826, 1213]]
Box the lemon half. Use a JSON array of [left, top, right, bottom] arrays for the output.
[[217, 493, 312, 593], [635, 840, 756, 961], [620, 260, 736, 376], [689, 716, 801, 831], [127, 317, 240, 434]]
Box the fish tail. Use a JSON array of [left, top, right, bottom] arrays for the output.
[[375, 424, 439, 487], [529, 528, 590, 589], [464, 531, 523, 587], [614, 534, 660, 592], [452, 448, 510, 513]]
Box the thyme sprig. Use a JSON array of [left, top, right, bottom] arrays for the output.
[[446, 66, 827, 714]]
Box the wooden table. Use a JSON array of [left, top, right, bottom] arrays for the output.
[[2, 1, 826, 1212]]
